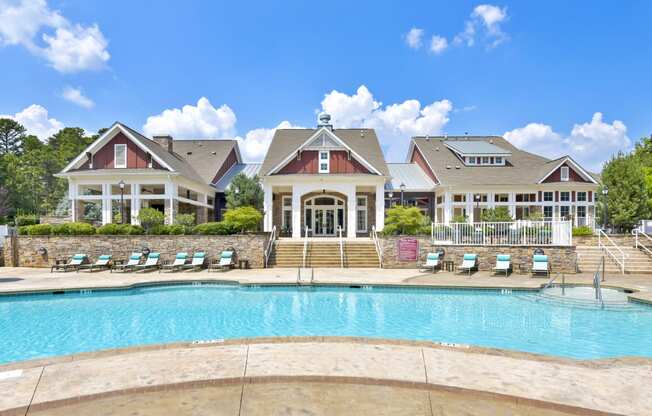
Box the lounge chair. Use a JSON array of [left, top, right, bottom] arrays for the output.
[[135, 252, 161, 272], [492, 254, 511, 276], [51, 254, 88, 272], [531, 255, 550, 277], [111, 252, 142, 273], [210, 250, 234, 272], [182, 252, 206, 271], [420, 252, 441, 273], [457, 253, 478, 276], [160, 252, 188, 273], [78, 255, 112, 273]]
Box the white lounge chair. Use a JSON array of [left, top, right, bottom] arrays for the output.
[[492, 254, 511, 276], [136, 252, 161, 272], [78, 255, 112, 272], [457, 253, 478, 276], [111, 252, 142, 273], [183, 252, 206, 271], [421, 252, 441, 273], [531, 255, 550, 277], [51, 254, 88, 272], [210, 250, 234, 272], [160, 252, 188, 272]]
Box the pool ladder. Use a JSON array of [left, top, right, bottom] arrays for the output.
[[297, 267, 314, 286]]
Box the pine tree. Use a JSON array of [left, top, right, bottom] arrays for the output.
[[225, 173, 264, 210], [0, 118, 26, 155]]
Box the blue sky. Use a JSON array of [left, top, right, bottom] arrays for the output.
[[1, 0, 650, 170]]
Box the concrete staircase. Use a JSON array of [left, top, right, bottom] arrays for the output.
[[576, 244, 652, 275], [268, 240, 380, 268]]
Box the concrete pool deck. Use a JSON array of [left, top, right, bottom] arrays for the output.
[[2, 267, 652, 415]]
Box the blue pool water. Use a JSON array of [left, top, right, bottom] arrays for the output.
[[1, 284, 651, 364]]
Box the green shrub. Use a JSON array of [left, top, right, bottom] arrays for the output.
[[17, 225, 29, 235], [223, 206, 263, 233], [175, 213, 195, 227], [124, 224, 145, 235], [15, 214, 39, 226], [148, 224, 171, 235], [481, 207, 513, 222], [192, 221, 236, 235], [168, 224, 185, 235], [26, 224, 52, 235], [572, 226, 594, 236], [452, 214, 468, 223], [97, 224, 123, 235], [51, 224, 71, 235], [138, 207, 165, 232], [66, 222, 96, 235], [382, 206, 429, 235]]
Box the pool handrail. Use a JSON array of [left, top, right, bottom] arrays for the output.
[[598, 229, 626, 274], [264, 225, 277, 268]]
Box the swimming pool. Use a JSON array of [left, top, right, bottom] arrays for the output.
[[1, 283, 651, 364]]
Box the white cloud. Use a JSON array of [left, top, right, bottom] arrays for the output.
[[405, 28, 424, 49], [504, 112, 631, 171], [62, 86, 94, 109], [143, 97, 237, 139], [235, 121, 301, 161], [1, 104, 64, 140], [0, 0, 109, 72], [321, 85, 453, 160], [452, 3, 508, 48], [429, 35, 448, 54]]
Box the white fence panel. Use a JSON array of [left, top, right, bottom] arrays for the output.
[[432, 221, 572, 246]]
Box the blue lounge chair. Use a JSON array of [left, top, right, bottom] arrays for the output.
[[493, 254, 511, 276], [160, 252, 188, 272], [183, 252, 206, 271], [51, 253, 88, 272], [532, 255, 550, 277], [111, 252, 142, 273], [457, 253, 478, 275], [78, 255, 112, 272], [421, 252, 441, 273], [136, 252, 161, 272]]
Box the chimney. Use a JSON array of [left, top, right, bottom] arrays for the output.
[[153, 135, 173, 153]]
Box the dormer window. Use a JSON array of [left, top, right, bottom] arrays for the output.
[[319, 151, 330, 173], [114, 144, 127, 168], [561, 166, 569, 181]]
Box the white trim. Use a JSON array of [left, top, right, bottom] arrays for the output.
[[409, 140, 441, 185], [281, 195, 292, 231], [318, 150, 330, 173], [114, 144, 127, 168], [537, 156, 598, 184], [356, 195, 368, 233], [560, 166, 569, 182], [268, 127, 383, 176]]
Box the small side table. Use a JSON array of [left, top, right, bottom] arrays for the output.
[[518, 263, 529, 275], [238, 259, 249, 269], [443, 260, 455, 272]]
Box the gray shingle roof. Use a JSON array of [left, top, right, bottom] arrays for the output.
[[444, 140, 512, 155], [260, 128, 389, 176], [385, 163, 436, 191], [214, 163, 262, 191], [412, 136, 594, 186]]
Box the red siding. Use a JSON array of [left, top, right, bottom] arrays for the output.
[[410, 146, 439, 184], [78, 133, 162, 170], [212, 147, 238, 183], [542, 163, 589, 183], [277, 150, 370, 174]]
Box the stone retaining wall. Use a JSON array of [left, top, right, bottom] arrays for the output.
[[380, 236, 577, 273], [4, 234, 269, 268]]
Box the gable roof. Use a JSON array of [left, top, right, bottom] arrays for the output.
[[260, 128, 389, 176], [170, 139, 239, 184], [410, 136, 598, 187], [385, 163, 436, 191]]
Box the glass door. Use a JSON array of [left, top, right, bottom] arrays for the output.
[[313, 208, 336, 236], [314, 209, 325, 235]]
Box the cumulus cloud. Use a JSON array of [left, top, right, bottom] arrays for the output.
[[0, 0, 109, 72], [429, 35, 448, 54], [452, 3, 509, 48], [62, 86, 94, 109], [1, 104, 64, 140], [404, 28, 424, 49], [235, 121, 301, 161], [321, 85, 453, 160], [504, 113, 631, 171]]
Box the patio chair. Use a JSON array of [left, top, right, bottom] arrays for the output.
[[78, 255, 112, 273], [160, 252, 188, 273], [420, 252, 441, 273], [492, 254, 511, 276], [51, 254, 88, 273], [457, 253, 478, 276], [111, 252, 142, 273], [210, 250, 234, 272], [182, 252, 206, 272], [531, 255, 550, 277], [135, 252, 161, 272]]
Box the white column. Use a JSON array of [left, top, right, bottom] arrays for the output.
[[508, 192, 516, 218], [444, 192, 451, 224], [263, 183, 273, 232], [165, 182, 176, 225], [101, 183, 111, 225], [69, 181, 77, 222], [347, 186, 357, 238], [375, 183, 385, 231], [291, 186, 301, 238], [466, 192, 473, 222], [131, 184, 140, 225]]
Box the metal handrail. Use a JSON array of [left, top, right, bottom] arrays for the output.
[[594, 258, 604, 308], [543, 272, 560, 289], [598, 229, 626, 274], [633, 229, 652, 256], [371, 225, 383, 267], [337, 226, 344, 268], [264, 225, 277, 268], [302, 226, 310, 268]]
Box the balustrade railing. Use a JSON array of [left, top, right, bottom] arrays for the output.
[[431, 220, 572, 246]]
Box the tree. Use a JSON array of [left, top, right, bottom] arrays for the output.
[[480, 207, 513, 222], [0, 118, 26, 155], [225, 174, 264, 210], [600, 153, 649, 231], [383, 206, 429, 235], [137, 207, 165, 232], [223, 206, 263, 233]]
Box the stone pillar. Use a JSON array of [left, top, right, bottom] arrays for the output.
[[196, 206, 208, 224], [375, 183, 385, 231], [75, 200, 85, 223], [263, 182, 273, 231], [291, 186, 301, 238]]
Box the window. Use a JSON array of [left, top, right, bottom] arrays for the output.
[[468, 157, 476, 165], [543, 191, 553, 202], [482, 156, 490, 164], [319, 151, 329, 173], [282, 196, 292, 232], [79, 184, 102, 196], [543, 206, 553, 219], [560, 206, 570, 219], [494, 193, 509, 203], [436, 195, 443, 204], [515, 193, 537, 202], [560, 166, 569, 182], [577, 206, 586, 218], [140, 184, 165, 195], [453, 194, 466, 203], [495, 156, 503, 164], [560, 191, 570, 202], [473, 193, 487, 202], [577, 191, 587, 202], [111, 184, 131, 195], [114, 144, 127, 168], [356, 196, 367, 232]]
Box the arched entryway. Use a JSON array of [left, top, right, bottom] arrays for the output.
[[303, 194, 346, 236]]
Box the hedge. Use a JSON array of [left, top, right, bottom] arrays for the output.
[[192, 221, 236, 235], [17, 221, 244, 236], [572, 226, 594, 236]]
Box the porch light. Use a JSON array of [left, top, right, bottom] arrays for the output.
[[400, 183, 406, 206]]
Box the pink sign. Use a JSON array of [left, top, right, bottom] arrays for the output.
[[397, 238, 419, 261]]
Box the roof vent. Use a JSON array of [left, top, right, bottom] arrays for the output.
[[186, 151, 192, 155], [317, 112, 333, 130], [360, 130, 364, 137], [446, 165, 452, 169], [435, 147, 439, 151], [489, 138, 494, 144], [211, 151, 217, 155], [455, 165, 461, 169]]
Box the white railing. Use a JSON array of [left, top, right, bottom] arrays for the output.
[[633, 229, 652, 257], [431, 221, 572, 246], [598, 229, 626, 274], [302, 226, 310, 268], [371, 225, 383, 267], [264, 225, 277, 268], [337, 225, 344, 268]]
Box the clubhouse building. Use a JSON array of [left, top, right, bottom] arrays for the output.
[[58, 113, 599, 237]]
